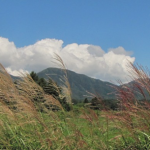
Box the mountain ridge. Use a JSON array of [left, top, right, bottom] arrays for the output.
[[37, 67, 117, 100], [10, 68, 150, 100]]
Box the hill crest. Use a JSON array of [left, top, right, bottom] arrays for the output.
[[37, 67, 117, 100]]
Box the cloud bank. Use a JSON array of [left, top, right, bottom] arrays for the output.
[[0, 37, 135, 83]]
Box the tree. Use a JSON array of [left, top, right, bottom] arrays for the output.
[[44, 79, 60, 98], [30, 71, 47, 89], [59, 97, 72, 111], [90, 97, 102, 110], [91, 97, 100, 106], [83, 98, 89, 103], [30, 71, 39, 83], [30, 72, 72, 111], [38, 78, 47, 89], [44, 79, 72, 111]]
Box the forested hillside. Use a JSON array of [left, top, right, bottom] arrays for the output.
[[37, 68, 117, 100]]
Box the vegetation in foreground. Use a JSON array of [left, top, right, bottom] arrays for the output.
[[0, 61, 150, 150]]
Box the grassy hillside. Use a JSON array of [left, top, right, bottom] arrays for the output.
[[10, 74, 20, 81], [0, 63, 150, 149], [0, 64, 149, 149], [37, 68, 117, 100]]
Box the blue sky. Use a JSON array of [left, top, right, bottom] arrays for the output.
[[0, 0, 150, 82]]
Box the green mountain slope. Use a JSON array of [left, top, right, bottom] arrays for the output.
[[37, 68, 117, 100]]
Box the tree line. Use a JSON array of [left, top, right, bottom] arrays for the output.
[[30, 71, 72, 111]]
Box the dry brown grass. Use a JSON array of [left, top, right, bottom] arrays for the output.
[[0, 63, 65, 149], [0, 59, 149, 149], [0, 63, 63, 115], [53, 53, 72, 104]]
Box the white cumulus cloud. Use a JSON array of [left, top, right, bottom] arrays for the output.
[[0, 37, 135, 83], [108, 46, 133, 56]]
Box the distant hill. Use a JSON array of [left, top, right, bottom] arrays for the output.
[[9, 68, 149, 100], [121, 80, 150, 100], [37, 68, 117, 100]]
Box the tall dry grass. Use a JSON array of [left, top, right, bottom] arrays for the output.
[[53, 53, 72, 104], [0, 58, 150, 149], [105, 63, 150, 149], [0, 63, 65, 149]]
